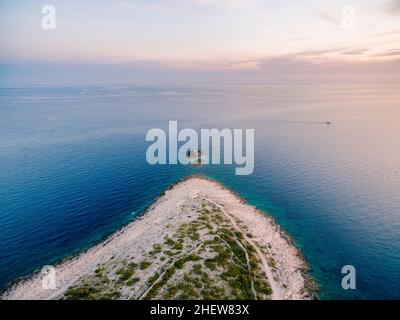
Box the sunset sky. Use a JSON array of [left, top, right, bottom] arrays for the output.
[[1, 0, 399, 84]]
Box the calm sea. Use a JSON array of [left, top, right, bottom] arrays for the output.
[[0, 74, 399, 299]]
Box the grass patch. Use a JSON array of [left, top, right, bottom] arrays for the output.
[[139, 261, 151, 270]]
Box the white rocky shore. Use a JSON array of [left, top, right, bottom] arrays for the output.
[[2, 177, 316, 300]]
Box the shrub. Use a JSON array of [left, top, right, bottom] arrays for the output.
[[139, 261, 151, 270]]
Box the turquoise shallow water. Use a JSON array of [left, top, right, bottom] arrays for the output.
[[0, 75, 399, 299]]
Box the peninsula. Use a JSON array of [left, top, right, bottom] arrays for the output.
[[2, 177, 316, 300]]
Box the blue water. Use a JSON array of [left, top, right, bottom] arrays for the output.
[[0, 75, 399, 299]]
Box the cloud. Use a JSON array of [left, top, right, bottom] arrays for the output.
[[371, 28, 400, 38], [222, 59, 261, 70], [341, 49, 369, 55], [2, 55, 400, 87], [295, 47, 349, 58], [284, 38, 308, 43], [317, 12, 341, 26], [252, 55, 400, 74], [370, 49, 400, 57], [387, 0, 400, 14]]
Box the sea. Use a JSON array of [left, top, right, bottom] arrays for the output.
[[0, 74, 399, 299]]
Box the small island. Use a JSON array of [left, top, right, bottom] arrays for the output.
[[1, 177, 316, 300], [186, 149, 205, 165]]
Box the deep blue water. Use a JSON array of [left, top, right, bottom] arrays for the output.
[[0, 75, 399, 299]]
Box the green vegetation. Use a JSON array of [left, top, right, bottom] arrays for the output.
[[64, 285, 99, 300], [139, 261, 151, 270], [126, 277, 140, 286], [149, 244, 163, 256], [140, 200, 273, 299], [64, 283, 121, 300], [116, 261, 138, 282], [61, 199, 275, 301]]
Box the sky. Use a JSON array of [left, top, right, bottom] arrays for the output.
[[0, 0, 399, 85]]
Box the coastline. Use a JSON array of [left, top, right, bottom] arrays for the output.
[[1, 176, 317, 300]]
